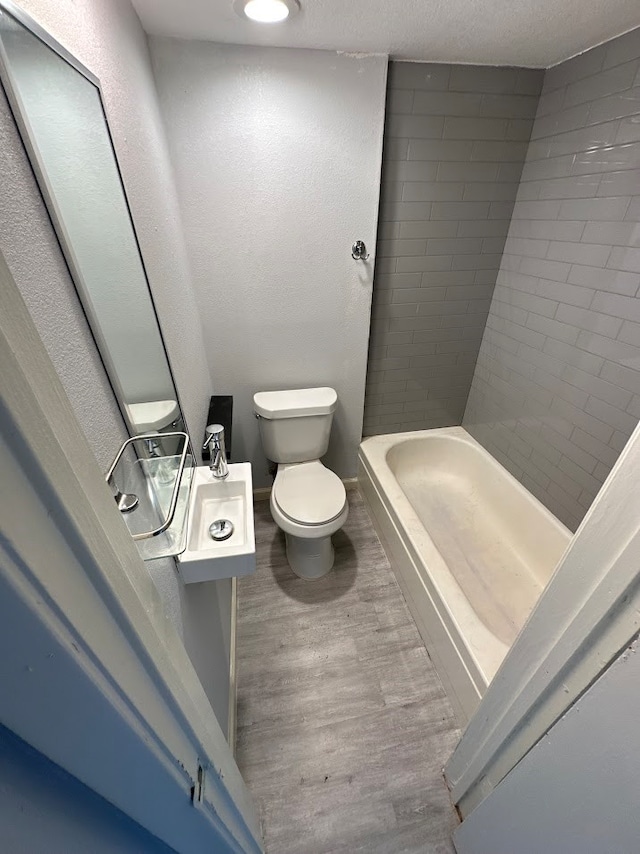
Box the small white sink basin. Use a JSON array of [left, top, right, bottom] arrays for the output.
[[178, 463, 256, 583]]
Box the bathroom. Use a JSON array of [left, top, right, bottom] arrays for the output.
[[1, 0, 640, 851]]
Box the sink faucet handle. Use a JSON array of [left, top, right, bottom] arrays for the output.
[[203, 423, 224, 451]]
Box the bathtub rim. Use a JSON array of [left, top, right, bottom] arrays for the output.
[[358, 450, 483, 726]]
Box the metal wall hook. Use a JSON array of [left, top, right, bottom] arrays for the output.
[[351, 240, 369, 261]]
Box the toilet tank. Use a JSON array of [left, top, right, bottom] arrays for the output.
[[253, 387, 337, 464]]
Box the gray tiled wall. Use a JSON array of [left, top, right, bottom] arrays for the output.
[[464, 27, 640, 530], [363, 62, 543, 436]]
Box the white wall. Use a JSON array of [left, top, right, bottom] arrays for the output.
[[454, 641, 640, 853], [150, 39, 387, 486], [0, 0, 230, 736]]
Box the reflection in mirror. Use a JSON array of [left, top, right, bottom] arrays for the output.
[[0, 6, 184, 440]]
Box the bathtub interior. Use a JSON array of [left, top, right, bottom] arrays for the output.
[[386, 434, 569, 646], [359, 428, 572, 721]]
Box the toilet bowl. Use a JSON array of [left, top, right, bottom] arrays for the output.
[[270, 461, 348, 579], [253, 387, 349, 580]]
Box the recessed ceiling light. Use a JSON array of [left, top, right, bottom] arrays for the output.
[[233, 0, 299, 24]]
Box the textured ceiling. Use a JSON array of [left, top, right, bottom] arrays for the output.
[[131, 0, 640, 67]]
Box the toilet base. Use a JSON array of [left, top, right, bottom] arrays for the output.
[[285, 533, 334, 580]]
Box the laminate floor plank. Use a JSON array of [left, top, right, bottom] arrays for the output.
[[236, 491, 460, 853]]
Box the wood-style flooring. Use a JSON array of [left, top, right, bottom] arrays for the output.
[[236, 491, 460, 853]]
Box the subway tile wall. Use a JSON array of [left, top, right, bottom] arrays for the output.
[[464, 27, 640, 531], [364, 62, 543, 436]]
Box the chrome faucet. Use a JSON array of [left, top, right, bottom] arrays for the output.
[[203, 424, 229, 479]]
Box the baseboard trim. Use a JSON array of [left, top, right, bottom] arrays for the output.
[[252, 486, 272, 502]]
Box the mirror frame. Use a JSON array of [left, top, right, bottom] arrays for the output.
[[0, 0, 186, 440]]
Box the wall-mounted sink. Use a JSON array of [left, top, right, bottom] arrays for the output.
[[178, 463, 256, 583]]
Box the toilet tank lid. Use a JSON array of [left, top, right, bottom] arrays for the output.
[[253, 387, 337, 419]]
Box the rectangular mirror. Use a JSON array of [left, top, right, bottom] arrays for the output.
[[0, 2, 185, 440]]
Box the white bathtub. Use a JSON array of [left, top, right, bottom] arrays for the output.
[[358, 427, 570, 725]]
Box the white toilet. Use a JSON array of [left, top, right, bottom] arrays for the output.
[[253, 387, 348, 580]]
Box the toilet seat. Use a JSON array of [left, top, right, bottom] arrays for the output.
[[273, 461, 346, 526]]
